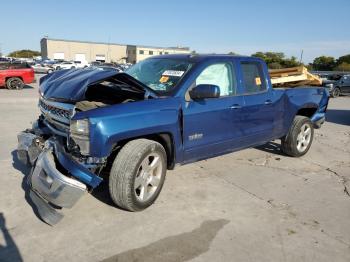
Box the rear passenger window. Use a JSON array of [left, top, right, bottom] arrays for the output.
[[240, 62, 266, 93], [196, 63, 237, 96], [0, 63, 9, 70], [0, 62, 30, 70]]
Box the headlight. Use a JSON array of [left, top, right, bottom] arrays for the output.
[[70, 119, 90, 155], [71, 119, 89, 135], [325, 83, 334, 89]]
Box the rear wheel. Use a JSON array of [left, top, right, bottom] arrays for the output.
[[281, 116, 314, 157], [6, 77, 24, 90], [109, 139, 167, 211], [331, 87, 341, 98]]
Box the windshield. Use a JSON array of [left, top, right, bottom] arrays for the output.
[[126, 58, 192, 92]]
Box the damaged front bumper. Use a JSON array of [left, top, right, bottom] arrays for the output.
[[17, 131, 103, 225]]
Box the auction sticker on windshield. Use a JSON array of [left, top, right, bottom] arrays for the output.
[[162, 70, 185, 77], [159, 76, 169, 83]]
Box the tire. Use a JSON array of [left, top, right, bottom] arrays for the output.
[[56, 66, 61, 70], [71, 66, 75, 69], [281, 116, 314, 157], [109, 139, 167, 211], [331, 87, 340, 98], [6, 77, 24, 90]]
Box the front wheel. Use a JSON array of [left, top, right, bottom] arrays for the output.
[[109, 139, 167, 211], [281, 116, 314, 157], [331, 87, 340, 98]]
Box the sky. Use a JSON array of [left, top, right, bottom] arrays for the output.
[[1, 0, 350, 63]]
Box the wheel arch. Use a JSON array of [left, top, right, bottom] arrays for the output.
[[111, 132, 176, 170], [295, 105, 318, 118], [5, 76, 23, 82]]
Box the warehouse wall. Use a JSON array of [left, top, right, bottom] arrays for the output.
[[41, 38, 190, 64], [42, 39, 127, 63]]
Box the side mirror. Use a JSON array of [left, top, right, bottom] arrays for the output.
[[189, 84, 220, 100]]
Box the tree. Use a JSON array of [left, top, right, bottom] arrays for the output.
[[306, 64, 314, 71], [282, 56, 300, 68], [252, 52, 284, 64], [8, 49, 41, 58], [334, 62, 350, 72], [312, 56, 336, 71], [228, 51, 237, 55], [336, 54, 350, 65], [251, 52, 301, 69], [268, 62, 283, 69]]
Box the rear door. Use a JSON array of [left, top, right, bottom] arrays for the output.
[[237, 59, 276, 145], [182, 60, 244, 162]]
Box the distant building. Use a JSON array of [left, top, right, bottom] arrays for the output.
[[40, 38, 190, 64], [126, 45, 190, 64]]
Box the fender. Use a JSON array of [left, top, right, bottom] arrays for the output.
[[74, 97, 183, 160]]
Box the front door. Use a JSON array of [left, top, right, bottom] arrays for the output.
[[182, 61, 244, 162]]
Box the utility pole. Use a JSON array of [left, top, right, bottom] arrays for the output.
[[299, 50, 304, 64], [107, 35, 111, 62]]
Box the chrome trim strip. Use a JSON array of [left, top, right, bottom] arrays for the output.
[[43, 120, 68, 137]]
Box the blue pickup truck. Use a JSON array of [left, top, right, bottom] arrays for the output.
[[17, 54, 329, 224]]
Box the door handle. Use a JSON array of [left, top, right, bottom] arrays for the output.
[[230, 104, 242, 109], [264, 100, 272, 105]]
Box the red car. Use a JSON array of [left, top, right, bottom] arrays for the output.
[[0, 62, 35, 89]]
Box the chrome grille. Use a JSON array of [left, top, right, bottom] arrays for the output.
[[39, 99, 71, 120], [39, 98, 75, 135]]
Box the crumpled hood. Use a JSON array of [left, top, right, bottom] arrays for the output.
[[39, 69, 156, 102]]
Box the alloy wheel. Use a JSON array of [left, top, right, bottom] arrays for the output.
[[134, 153, 163, 202], [296, 124, 311, 152], [9, 79, 23, 89]]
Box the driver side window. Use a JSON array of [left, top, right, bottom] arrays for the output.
[[195, 63, 236, 96]]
